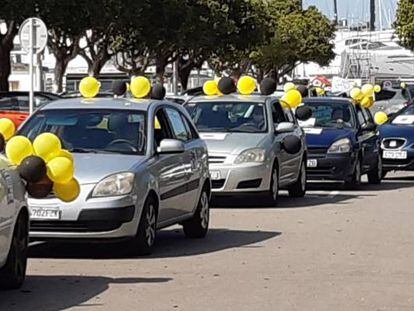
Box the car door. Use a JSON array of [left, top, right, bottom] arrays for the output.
[[0, 169, 15, 263], [355, 106, 378, 172], [151, 108, 189, 224], [361, 107, 380, 168], [164, 107, 200, 215]]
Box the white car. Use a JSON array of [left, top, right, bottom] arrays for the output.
[[0, 156, 29, 290]]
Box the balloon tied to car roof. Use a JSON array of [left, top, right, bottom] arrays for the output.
[[78, 76, 166, 100]]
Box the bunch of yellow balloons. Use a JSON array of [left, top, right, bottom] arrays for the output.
[[350, 83, 381, 109], [5, 132, 80, 202], [280, 83, 302, 109]]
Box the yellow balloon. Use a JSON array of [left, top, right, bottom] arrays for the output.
[[53, 178, 80, 202], [361, 96, 374, 109], [350, 87, 363, 102], [281, 89, 302, 108], [33, 133, 62, 162], [79, 77, 100, 98], [315, 87, 325, 95], [361, 84, 374, 97], [154, 116, 161, 129], [237, 76, 256, 95], [283, 82, 296, 93], [5, 136, 33, 165], [374, 85, 381, 93], [58, 149, 74, 162], [130, 76, 151, 98], [47, 157, 74, 184], [203, 80, 219, 96], [401, 82, 407, 89], [0, 118, 16, 140], [374, 111, 388, 125]]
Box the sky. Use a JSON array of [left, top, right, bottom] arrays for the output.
[[303, 0, 399, 30]]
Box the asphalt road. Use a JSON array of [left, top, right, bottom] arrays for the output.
[[1, 172, 414, 311]]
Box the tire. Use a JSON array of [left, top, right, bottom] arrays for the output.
[[288, 160, 307, 198], [367, 155, 382, 184], [130, 196, 157, 255], [344, 157, 362, 190], [266, 165, 279, 205], [183, 187, 209, 239], [0, 211, 28, 290]]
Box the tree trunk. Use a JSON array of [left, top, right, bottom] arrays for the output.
[[155, 55, 168, 83], [54, 58, 69, 93], [178, 61, 193, 91], [0, 46, 12, 91], [89, 59, 106, 78]]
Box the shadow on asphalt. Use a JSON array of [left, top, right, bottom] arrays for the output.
[[0, 275, 172, 311], [28, 228, 280, 260]]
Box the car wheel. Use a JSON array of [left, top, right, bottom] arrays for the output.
[[131, 196, 157, 256], [344, 158, 362, 189], [183, 187, 209, 239], [0, 211, 28, 290], [288, 160, 307, 197], [367, 155, 382, 184], [266, 165, 279, 205]]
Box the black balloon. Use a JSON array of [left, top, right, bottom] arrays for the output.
[[296, 85, 309, 97], [295, 106, 313, 121], [26, 176, 53, 199], [282, 135, 302, 155], [0, 134, 5, 152], [112, 80, 127, 96], [19, 156, 47, 183], [260, 78, 277, 95], [218, 77, 236, 95], [151, 83, 166, 100]]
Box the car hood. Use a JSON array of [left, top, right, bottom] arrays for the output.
[[379, 123, 414, 139], [199, 132, 268, 155], [304, 127, 355, 148], [73, 153, 146, 184]]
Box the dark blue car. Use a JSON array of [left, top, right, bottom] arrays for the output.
[[300, 98, 382, 188], [379, 104, 414, 175]]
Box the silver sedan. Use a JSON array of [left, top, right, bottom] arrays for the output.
[[19, 98, 210, 255]]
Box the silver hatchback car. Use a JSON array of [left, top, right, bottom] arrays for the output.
[[19, 98, 210, 254], [185, 95, 307, 203]]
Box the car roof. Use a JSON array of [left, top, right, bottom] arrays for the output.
[[303, 97, 353, 104], [188, 94, 270, 103], [39, 97, 171, 112], [0, 91, 60, 98]]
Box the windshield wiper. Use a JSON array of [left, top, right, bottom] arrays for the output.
[[70, 148, 99, 154]]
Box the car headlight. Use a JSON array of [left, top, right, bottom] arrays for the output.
[[92, 172, 135, 197], [327, 138, 351, 154], [234, 148, 266, 164]]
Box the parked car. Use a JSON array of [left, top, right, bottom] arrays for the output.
[[371, 86, 414, 116], [378, 104, 414, 175], [0, 92, 60, 128], [184, 94, 307, 204], [19, 97, 210, 255], [300, 97, 382, 187], [0, 157, 29, 290]]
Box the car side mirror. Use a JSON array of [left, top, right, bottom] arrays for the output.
[[361, 122, 376, 132], [275, 122, 295, 133], [157, 139, 185, 154]]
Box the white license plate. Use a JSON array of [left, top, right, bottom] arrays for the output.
[[210, 170, 221, 180], [30, 207, 60, 220], [307, 159, 318, 168], [383, 150, 407, 159]]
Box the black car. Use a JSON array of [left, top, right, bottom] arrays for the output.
[[300, 97, 382, 187]]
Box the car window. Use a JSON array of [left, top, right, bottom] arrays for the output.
[[181, 114, 199, 140], [362, 108, 373, 123], [357, 108, 367, 127], [165, 107, 190, 142], [19, 109, 147, 155], [0, 95, 50, 112], [185, 101, 267, 133], [154, 108, 175, 147], [299, 101, 355, 129], [284, 108, 295, 123], [272, 101, 287, 124]]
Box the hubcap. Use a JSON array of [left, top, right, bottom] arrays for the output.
[[272, 168, 278, 200], [145, 204, 156, 246], [200, 192, 209, 229]]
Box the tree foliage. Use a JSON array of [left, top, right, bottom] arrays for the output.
[[395, 0, 414, 51]]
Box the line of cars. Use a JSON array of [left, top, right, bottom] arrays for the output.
[[0, 78, 412, 290]]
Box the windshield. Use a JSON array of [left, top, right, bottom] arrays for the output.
[[391, 105, 414, 125], [185, 101, 267, 133], [19, 109, 146, 155], [299, 101, 355, 129]]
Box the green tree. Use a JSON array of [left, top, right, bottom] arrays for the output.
[[395, 0, 414, 51], [0, 1, 34, 91]]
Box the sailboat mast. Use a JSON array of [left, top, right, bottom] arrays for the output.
[[370, 0, 376, 30], [333, 0, 338, 25]]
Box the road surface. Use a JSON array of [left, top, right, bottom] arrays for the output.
[[1, 172, 414, 311]]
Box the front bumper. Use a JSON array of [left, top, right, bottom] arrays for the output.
[[381, 149, 414, 171], [306, 150, 357, 181], [29, 183, 142, 240], [209, 161, 272, 195]]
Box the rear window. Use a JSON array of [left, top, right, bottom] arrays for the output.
[[0, 95, 51, 112]]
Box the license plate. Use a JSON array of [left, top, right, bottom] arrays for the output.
[[30, 207, 60, 220], [383, 150, 407, 159], [210, 170, 221, 180], [307, 159, 318, 168]]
